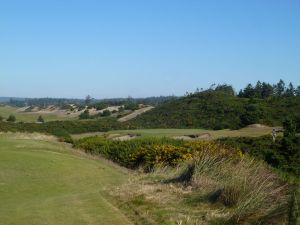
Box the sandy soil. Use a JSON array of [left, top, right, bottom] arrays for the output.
[[247, 124, 269, 128], [112, 134, 139, 141], [173, 133, 212, 140], [17, 105, 122, 118], [88, 106, 121, 116], [118, 106, 154, 122]]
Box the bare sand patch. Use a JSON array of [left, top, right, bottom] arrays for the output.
[[112, 134, 139, 141], [173, 133, 212, 141], [247, 124, 269, 128], [118, 106, 154, 122]]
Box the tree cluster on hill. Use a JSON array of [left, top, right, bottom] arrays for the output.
[[238, 79, 300, 98], [130, 80, 300, 130]]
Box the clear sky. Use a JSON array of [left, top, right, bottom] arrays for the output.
[[0, 0, 299, 98]]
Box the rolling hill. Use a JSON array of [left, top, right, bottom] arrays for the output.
[[129, 90, 300, 130]]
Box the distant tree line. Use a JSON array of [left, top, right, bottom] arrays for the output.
[[187, 79, 299, 98], [89, 96, 178, 107], [8, 97, 82, 108], [7, 95, 177, 109], [238, 79, 300, 98]]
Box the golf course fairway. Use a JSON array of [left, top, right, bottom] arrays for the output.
[[0, 133, 132, 225]]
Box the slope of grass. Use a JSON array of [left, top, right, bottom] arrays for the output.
[[0, 133, 132, 225]]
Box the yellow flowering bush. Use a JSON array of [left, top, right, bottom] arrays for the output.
[[76, 137, 243, 170], [130, 141, 243, 169], [131, 144, 193, 168], [184, 141, 244, 161]]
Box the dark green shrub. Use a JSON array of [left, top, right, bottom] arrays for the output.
[[217, 135, 300, 177], [7, 114, 16, 122], [79, 110, 90, 119], [101, 110, 111, 117], [37, 115, 44, 123]]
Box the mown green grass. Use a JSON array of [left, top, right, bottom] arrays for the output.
[[71, 127, 275, 140], [0, 133, 132, 225], [0, 106, 73, 122]]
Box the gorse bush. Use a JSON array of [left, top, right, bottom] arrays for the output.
[[74, 137, 243, 170], [7, 114, 16, 122], [75, 137, 185, 168], [131, 144, 193, 169]]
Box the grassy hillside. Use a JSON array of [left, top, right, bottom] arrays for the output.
[[0, 106, 73, 122], [0, 133, 132, 225], [130, 90, 300, 130]]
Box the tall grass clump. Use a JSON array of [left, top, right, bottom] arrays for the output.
[[164, 147, 290, 224]]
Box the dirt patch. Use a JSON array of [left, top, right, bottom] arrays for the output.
[[173, 133, 212, 141], [16, 106, 30, 112], [118, 106, 154, 122], [247, 124, 269, 128], [106, 133, 121, 139], [198, 133, 213, 139], [112, 134, 139, 141]]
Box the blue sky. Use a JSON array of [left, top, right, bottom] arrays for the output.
[[0, 0, 299, 98]]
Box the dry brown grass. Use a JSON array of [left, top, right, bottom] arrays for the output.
[[0, 132, 58, 141], [110, 151, 290, 225]]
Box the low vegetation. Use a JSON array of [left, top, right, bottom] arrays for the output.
[[0, 118, 132, 143], [73, 118, 299, 224], [74, 135, 294, 224], [75, 137, 185, 168], [218, 119, 300, 178], [114, 156, 291, 224]]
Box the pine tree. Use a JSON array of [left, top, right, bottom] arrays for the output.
[[37, 115, 44, 123], [285, 82, 295, 96], [275, 79, 285, 96], [261, 82, 273, 98], [7, 114, 16, 122]]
